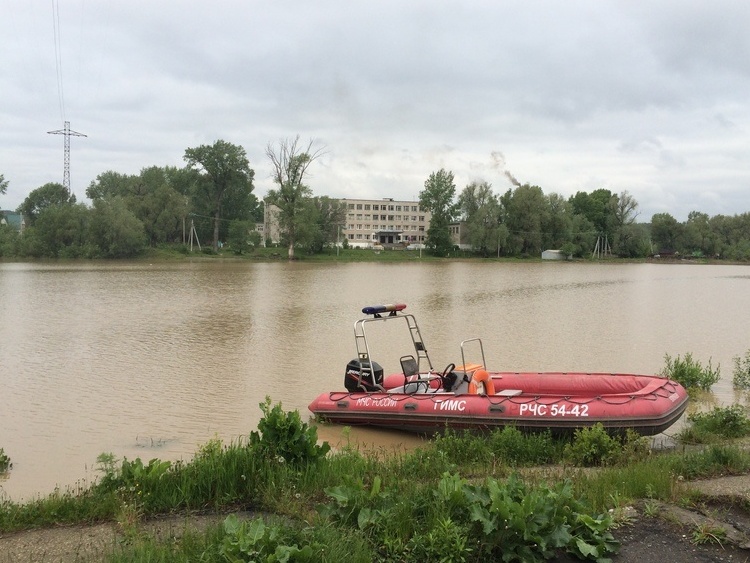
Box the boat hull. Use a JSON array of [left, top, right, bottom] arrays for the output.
[[309, 372, 689, 436]]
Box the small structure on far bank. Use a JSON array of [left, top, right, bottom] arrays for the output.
[[541, 249, 570, 260]]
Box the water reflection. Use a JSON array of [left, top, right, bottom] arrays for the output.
[[1, 260, 749, 500]]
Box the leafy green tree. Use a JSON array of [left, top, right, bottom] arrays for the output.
[[17, 182, 75, 226], [613, 223, 651, 258], [543, 192, 572, 250], [19, 203, 90, 258], [569, 189, 616, 235], [184, 140, 255, 252], [129, 167, 188, 246], [613, 190, 640, 227], [420, 169, 458, 256], [0, 173, 7, 195], [227, 220, 261, 254], [566, 213, 597, 257], [504, 184, 549, 256], [88, 167, 189, 246], [650, 212, 682, 253], [310, 196, 346, 253], [85, 171, 136, 200], [265, 136, 325, 259], [457, 181, 504, 256], [88, 197, 147, 258], [0, 222, 18, 257], [684, 211, 718, 257]]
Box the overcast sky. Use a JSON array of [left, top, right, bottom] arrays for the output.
[[2, 1, 749, 222]]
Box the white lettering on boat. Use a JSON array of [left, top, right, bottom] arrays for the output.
[[355, 397, 398, 408], [668, 393, 679, 402], [432, 399, 467, 412], [519, 403, 589, 417]]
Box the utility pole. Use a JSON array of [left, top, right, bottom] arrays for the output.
[[48, 121, 87, 196]]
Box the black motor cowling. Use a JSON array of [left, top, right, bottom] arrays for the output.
[[344, 358, 383, 392]]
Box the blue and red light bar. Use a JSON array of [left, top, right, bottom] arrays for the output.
[[362, 303, 407, 316]]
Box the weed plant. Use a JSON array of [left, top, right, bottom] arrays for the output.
[[0, 448, 10, 473], [661, 352, 721, 391], [319, 471, 619, 562], [733, 349, 750, 389], [678, 405, 750, 444], [249, 397, 330, 466], [564, 424, 650, 467]]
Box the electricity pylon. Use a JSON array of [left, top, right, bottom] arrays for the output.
[[48, 120, 87, 195]]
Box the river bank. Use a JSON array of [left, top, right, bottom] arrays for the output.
[[3, 478, 750, 562]]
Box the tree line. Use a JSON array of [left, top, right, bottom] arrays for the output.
[[418, 168, 750, 260], [0, 138, 345, 259], [3, 152, 750, 260]]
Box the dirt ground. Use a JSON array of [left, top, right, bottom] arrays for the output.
[[3, 478, 750, 562]]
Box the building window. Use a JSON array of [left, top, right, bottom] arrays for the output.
[[364, 204, 370, 210], [348, 204, 355, 209], [356, 204, 362, 210], [388, 215, 394, 221], [396, 205, 402, 211], [373, 204, 379, 210], [388, 205, 394, 211], [356, 214, 362, 219], [412, 206, 417, 212], [419, 216, 425, 221]]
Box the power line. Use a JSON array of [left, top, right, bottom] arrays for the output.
[[51, 0, 65, 122]]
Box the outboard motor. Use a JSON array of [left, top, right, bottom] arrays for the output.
[[344, 358, 383, 392]]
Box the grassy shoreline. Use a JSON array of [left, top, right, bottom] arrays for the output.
[[3, 399, 750, 561], [138, 245, 730, 264]]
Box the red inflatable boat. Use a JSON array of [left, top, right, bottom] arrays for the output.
[[309, 304, 689, 435]]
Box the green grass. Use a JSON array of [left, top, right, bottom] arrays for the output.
[[678, 405, 750, 444], [4, 400, 750, 561], [139, 243, 531, 263]]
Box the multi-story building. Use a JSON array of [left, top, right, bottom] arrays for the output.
[[340, 197, 431, 248], [258, 197, 433, 249]]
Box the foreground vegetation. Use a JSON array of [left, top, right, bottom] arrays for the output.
[[3, 397, 750, 562]]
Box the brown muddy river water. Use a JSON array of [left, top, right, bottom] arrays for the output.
[[1, 260, 749, 501]]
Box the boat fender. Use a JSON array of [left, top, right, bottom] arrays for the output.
[[468, 369, 496, 395]]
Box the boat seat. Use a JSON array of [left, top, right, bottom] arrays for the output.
[[399, 354, 417, 385], [400, 355, 419, 378]]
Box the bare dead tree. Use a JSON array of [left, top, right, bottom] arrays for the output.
[[265, 136, 326, 259]]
